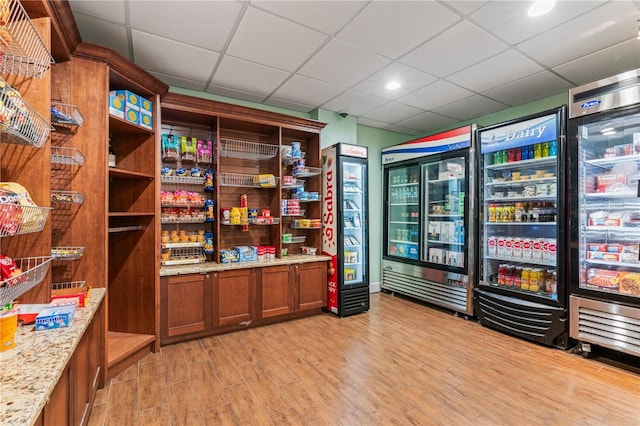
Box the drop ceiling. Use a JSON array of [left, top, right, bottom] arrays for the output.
[[69, 0, 640, 135]]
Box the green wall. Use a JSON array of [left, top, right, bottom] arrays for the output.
[[169, 85, 569, 286]]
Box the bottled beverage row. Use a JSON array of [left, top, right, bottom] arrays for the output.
[[487, 141, 557, 165], [390, 186, 419, 203], [488, 202, 557, 223], [492, 264, 557, 295]]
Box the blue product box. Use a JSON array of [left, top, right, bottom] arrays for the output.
[[408, 245, 419, 259], [139, 96, 153, 114], [125, 107, 140, 125], [35, 304, 76, 331], [108, 94, 125, 119], [111, 90, 140, 110], [140, 111, 153, 129], [220, 249, 239, 263], [235, 246, 258, 262]]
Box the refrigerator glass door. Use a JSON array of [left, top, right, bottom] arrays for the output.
[[342, 159, 367, 284], [480, 137, 560, 299], [421, 156, 466, 269], [387, 165, 420, 260], [577, 112, 640, 299]]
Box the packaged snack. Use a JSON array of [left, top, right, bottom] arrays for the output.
[[197, 140, 213, 164], [161, 134, 180, 161], [0, 255, 24, 287], [190, 167, 202, 177], [181, 136, 197, 161], [619, 273, 640, 295]]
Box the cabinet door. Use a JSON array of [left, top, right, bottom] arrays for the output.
[[71, 330, 90, 426], [261, 265, 292, 318], [161, 274, 212, 340], [214, 269, 254, 326], [296, 262, 328, 311], [43, 365, 69, 426]]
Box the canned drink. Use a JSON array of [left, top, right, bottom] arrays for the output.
[[549, 140, 557, 156], [521, 145, 529, 160], [527, 145, 534, 159], [534, 143, 542, 159], [542, 142, 549, 157]]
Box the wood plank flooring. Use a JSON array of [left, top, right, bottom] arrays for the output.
[[88, 293, 640, 426]]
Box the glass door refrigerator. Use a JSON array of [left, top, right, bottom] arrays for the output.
[[381, 126, 476, 316], [322, 143, 369, 317], [568, 69, 640, 358], [475, 106, 569, 348]]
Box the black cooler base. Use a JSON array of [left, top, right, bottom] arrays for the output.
[[474, 288, 568, 348], [338, 287, 370, 317]]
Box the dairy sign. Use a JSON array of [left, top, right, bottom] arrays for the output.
[[480, 113, 558, 154], [381, 126, 472, 165], [322, 146, 339, 314]]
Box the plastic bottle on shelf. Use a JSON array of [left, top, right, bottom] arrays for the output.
[[549, 140, 557, 156]]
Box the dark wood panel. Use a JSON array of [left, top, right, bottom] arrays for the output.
[[297, 261, 328, 311], [160, 274, 212, 342], [215, 269, 254, 326], [43, 366, 69, 426], [260, 265, 291, 318]]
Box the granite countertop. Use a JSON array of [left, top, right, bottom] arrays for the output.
[[0, 288, 106, 426], [160, 254, 332, 276]]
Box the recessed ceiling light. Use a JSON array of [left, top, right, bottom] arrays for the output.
[[385, 81, 401, 90], [528, 0, 555, 17]]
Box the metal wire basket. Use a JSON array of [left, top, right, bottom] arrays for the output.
[[219, 172, 279, 188], [51, 246, 85, 260], [50, 101, 84, 128], [0, 203, 51, 236], [0, 0, 54, 79], [0, 256, 53, 305], [218, 138, 279, 161], [51, 146, 85, 166], [52, 280, 86, 291], [50, 190, 84, 204]]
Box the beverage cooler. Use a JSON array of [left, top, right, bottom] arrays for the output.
[[381, 126, 476, 316], [322, 143, 369, 317], [567, 69, 640, 358], [474, 107, 569, 348]]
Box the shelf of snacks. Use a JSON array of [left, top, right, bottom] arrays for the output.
[[282, 235, 306, 244], [291, 219, 322, 229], [282, 210, 306, 217], [50, 146, 85, 166], [219, 172, 279, 188], [281, 178, 305, 190], [160, 229, 206, 245], [50, 190, 84, 204], [0, 0, 54, 79], [162, 242, 204, 249], [218, 138, 279, 161], [160, 190, 205, 208], [161, 216, 206, 224], [0, 203, 51, 237], [51, 246, 85, 260], [0, 256, 53, 306], [160, 132, 214, 164], [0, 76, 54, 148], [292, 166, 321, 178], [50, 101, 83, 128], [282, 151, 306, 165]]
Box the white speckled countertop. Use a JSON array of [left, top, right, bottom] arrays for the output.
[[160, 254, 332, 276], [0, 288, 105, 426]]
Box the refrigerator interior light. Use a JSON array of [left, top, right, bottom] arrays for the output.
[[602, 130, 617, 136]]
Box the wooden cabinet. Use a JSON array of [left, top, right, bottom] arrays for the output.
[[160, 273, 212, 341], [261, 265, 292, 318], [213, 269, 254, 326], [293, 262, 328, 312]]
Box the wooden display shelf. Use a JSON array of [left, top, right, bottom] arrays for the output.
[[108, 168, 155, 179], [109, 114, 153, 135], [107, 331, 155, 379]]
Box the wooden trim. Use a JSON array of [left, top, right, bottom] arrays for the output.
[[73, 42, 169, 96], [161, 92, 327, 133], [22, 0, 81, 62]]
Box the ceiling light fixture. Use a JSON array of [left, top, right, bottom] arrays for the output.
[[602, 130, 617, 136], [385, 81, 401, 90], [528, 0, 555, 17]]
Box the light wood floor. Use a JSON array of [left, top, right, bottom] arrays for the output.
[[88, 293, 640, 426]]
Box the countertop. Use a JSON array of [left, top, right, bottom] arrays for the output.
[[160, 254, 332, 276], [0, 288, 106, 426]]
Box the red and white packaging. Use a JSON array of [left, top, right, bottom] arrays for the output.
[[487, 236, 497, 257]]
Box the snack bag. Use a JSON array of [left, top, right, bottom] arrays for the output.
[[161, 134, 180, 161], [181, 136, 197, 161], [197, 140, 213, 164], [0, 255, 24, 287]]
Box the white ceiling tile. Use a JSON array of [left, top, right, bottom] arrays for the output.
[[149, 71, 207, 92], [226, 6, 327, 72], [483, 71, 573, 106], [361, 101, 424, 123], [447, 50, 544, 93], [357, 117, 390, 128], [321, 90, 388, 117], [471, 1, 605, 45], [444, 1, 488, 16], [212, 56, 290, 96], [433, 94, 507, 121], [518, 1, 639, 68], [298, 39, 390, 87], [252, 1, 366, 35], [73, 13, 130, 59], [132, 30, 219, 83], [395, 111, 458, 134], [553, 38, 640, 86], [269, 74, 345, 106], [399, 21, 507, 78], [69, 0, 126, 24], [263, 97, 316, 113], [205, 85, 267, 104], [353, 63, 436, 100], [384, 124, 422, 136], [336, 1, 460, 59], [399, 80, 474, 110], [128, 1, 242, 52]]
